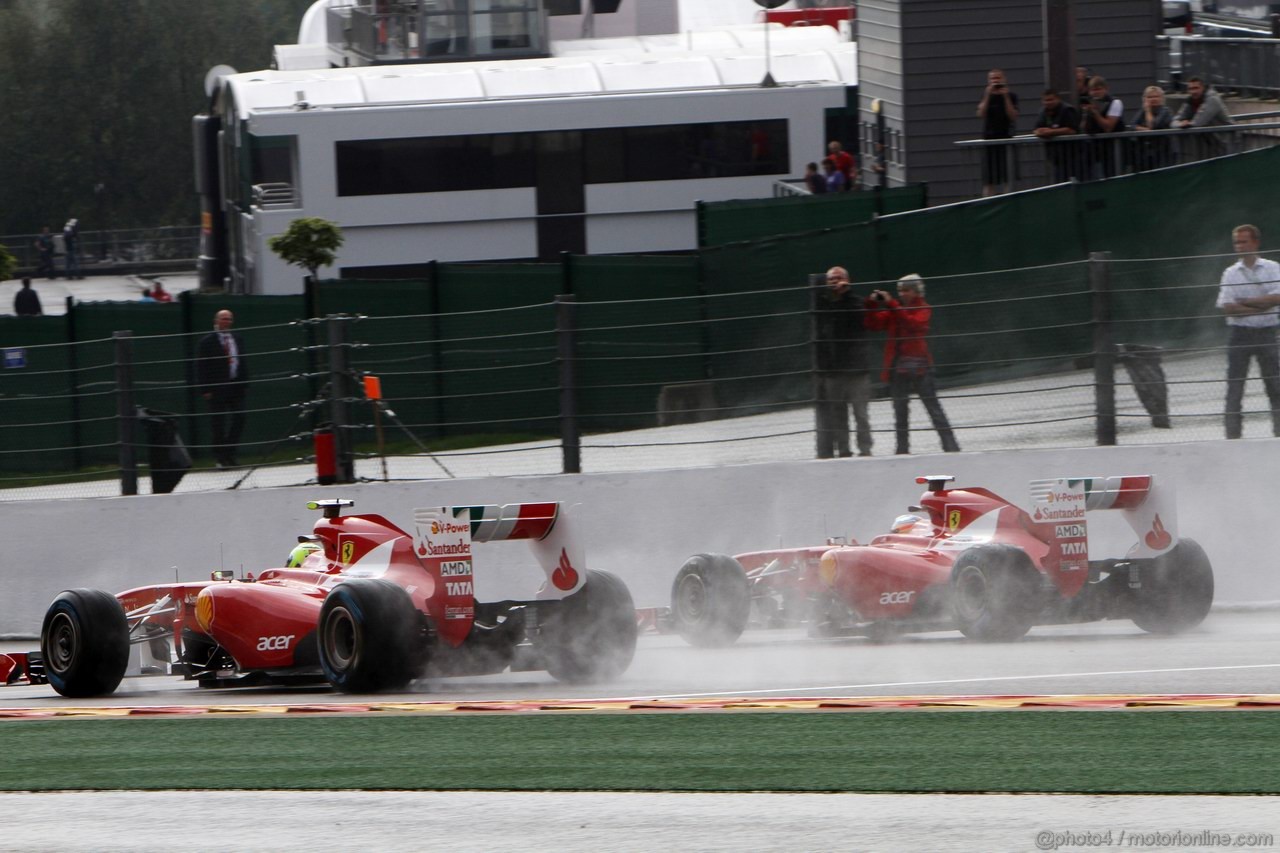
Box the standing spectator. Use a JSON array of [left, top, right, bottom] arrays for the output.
[[140, 287, 156, 303], [1131, 85, 1175, 170], [822, 157, 847, 193], [1215, 224, 1280, 439], [1080, 76, 1125, 178], [13, 278, 43, 317], [804, 161, 827, 194], [867, 274, 960, 455], [977, 68, 1019, 196], [62, 218, 82, 280], [826, 140, 857, 190], [1033, 89, 1081, 182], [149, 281, 173, 302], [33, 227, 56, 279], [814, 266, 877, 458], [195, 308, 251, 467], [1074, 66, 1091, 105], [1174, 77, 1234, 158]]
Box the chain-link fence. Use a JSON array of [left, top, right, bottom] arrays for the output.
[[0, 248, 1272, 501]]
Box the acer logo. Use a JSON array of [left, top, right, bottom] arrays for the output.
[[879, 590, 914, 605], [256, 634, 295, 651], [445, 581, 473, 597]]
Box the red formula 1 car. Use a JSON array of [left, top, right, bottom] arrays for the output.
[[663, 474, 1214, 646], [4, 499, 637, 697]]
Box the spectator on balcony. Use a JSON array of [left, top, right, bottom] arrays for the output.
[[814, 266, 877, 458], [977, 68, 1019, 196], [196, 308, 251, 468], [804, 161, 827, 194], [33, 227, 55, 279], [62, 218, 82, 280], [13, 278, 42, 317], [867, 274, 960, 455], [1131, 85, 1175, 170], [1216, 224, 1280, 439], [822, 157, 847, 193], [1080, 76, 1125, 178], [1075, 66, 1091, 106], [1033, 89, 1081, 183], [827, 140, 857, 190], [1174, 77, 1234, 158]]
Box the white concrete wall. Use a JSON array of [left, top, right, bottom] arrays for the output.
[[0, 440, 1267, 637]]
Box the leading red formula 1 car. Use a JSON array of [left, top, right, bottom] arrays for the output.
[[661, 474, 1213, 646], [4, 499, 637, 697]]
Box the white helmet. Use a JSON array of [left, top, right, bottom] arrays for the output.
[[891, 513, 924, 534]]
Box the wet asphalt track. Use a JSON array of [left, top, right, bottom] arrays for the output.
[[3, 610, 1279, 851]]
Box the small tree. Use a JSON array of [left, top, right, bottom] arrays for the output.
[[0, 244, 15, 283], [267, 217, 344, 281]]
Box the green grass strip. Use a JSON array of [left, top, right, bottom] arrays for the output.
[[2, 711, 1279, 793]]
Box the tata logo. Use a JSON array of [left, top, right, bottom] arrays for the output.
[[256, 634, 295, 651], [445, 581, 474, 597], [879, 590, 914, 605]]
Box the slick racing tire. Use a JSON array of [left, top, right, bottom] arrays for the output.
[[950, 545, 1042, 642], [40, 589, 130, 698], [318, 579, 425, 693], [538, 569, 638, 684], [1131, 538, 1214, 635], [670, 553, 751, 648]]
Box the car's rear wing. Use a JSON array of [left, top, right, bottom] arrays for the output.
[[412, 502, 586, 600], [1029, 475, 1176, 567]]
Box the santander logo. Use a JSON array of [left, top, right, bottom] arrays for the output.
[[552, 548, 579, 591], [1144, 514, 1173, 550]]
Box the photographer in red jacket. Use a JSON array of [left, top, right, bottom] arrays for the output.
[[867, 274, 960, 455]]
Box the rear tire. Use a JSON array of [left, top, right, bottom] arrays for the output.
[[319, 579, 425, 693], [1131, 538, 1214, 634], [40, 589, 130, 698], [950, 545, 1042, 642], [538, 569, 638, 684], [670, 553, 751, 647]]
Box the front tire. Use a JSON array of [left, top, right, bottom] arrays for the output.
[[318, 579, 425, 693], [40, 589, 130, 698], [538, 569, 638, 684], [670, 553, 751, 647], [950, 545, 1042, 642], [1131, 538, 1214, 634]]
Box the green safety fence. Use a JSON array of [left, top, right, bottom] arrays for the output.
[[697, 183, 929, 248], [6, 147, 1280, 477]]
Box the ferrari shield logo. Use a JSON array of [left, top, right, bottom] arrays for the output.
[[340, 540, 355, 564], [947, 509, 962, 531]]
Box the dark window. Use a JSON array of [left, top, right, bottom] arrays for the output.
[[335, 119, 789, 197], [336, 134, 534, 196], [585, 119, 790, 183], [251, 136, 295, 185]]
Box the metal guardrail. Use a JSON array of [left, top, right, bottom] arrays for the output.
[[955, 119, 1280, 197], [1179, 36, 1280, 97], [0, 226, 199, 278]]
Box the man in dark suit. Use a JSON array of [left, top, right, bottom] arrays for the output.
[[195, 308, 249, 467]]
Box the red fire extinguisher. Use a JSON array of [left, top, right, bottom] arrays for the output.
[[314, 424, 337, 485]]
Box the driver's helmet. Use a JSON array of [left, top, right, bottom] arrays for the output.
[[891, 513, 925, 534], [286, 538, 323, 568]]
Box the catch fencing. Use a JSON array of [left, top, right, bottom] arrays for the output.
[[0, 247, 1266, 501]]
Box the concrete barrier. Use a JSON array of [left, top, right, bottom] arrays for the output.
[[0, 440, 1267, 636]]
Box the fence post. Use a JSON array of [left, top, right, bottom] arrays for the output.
[[1090, 251, 1116, 446], [809, 275, 830, 459], [555, 295, 581, 474], [326, 314, 356, 484], [115, 330, 138, 496]]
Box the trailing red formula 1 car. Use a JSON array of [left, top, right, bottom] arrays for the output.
[[4, 499, 637, 697], [661, 474, 1213, 646]]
